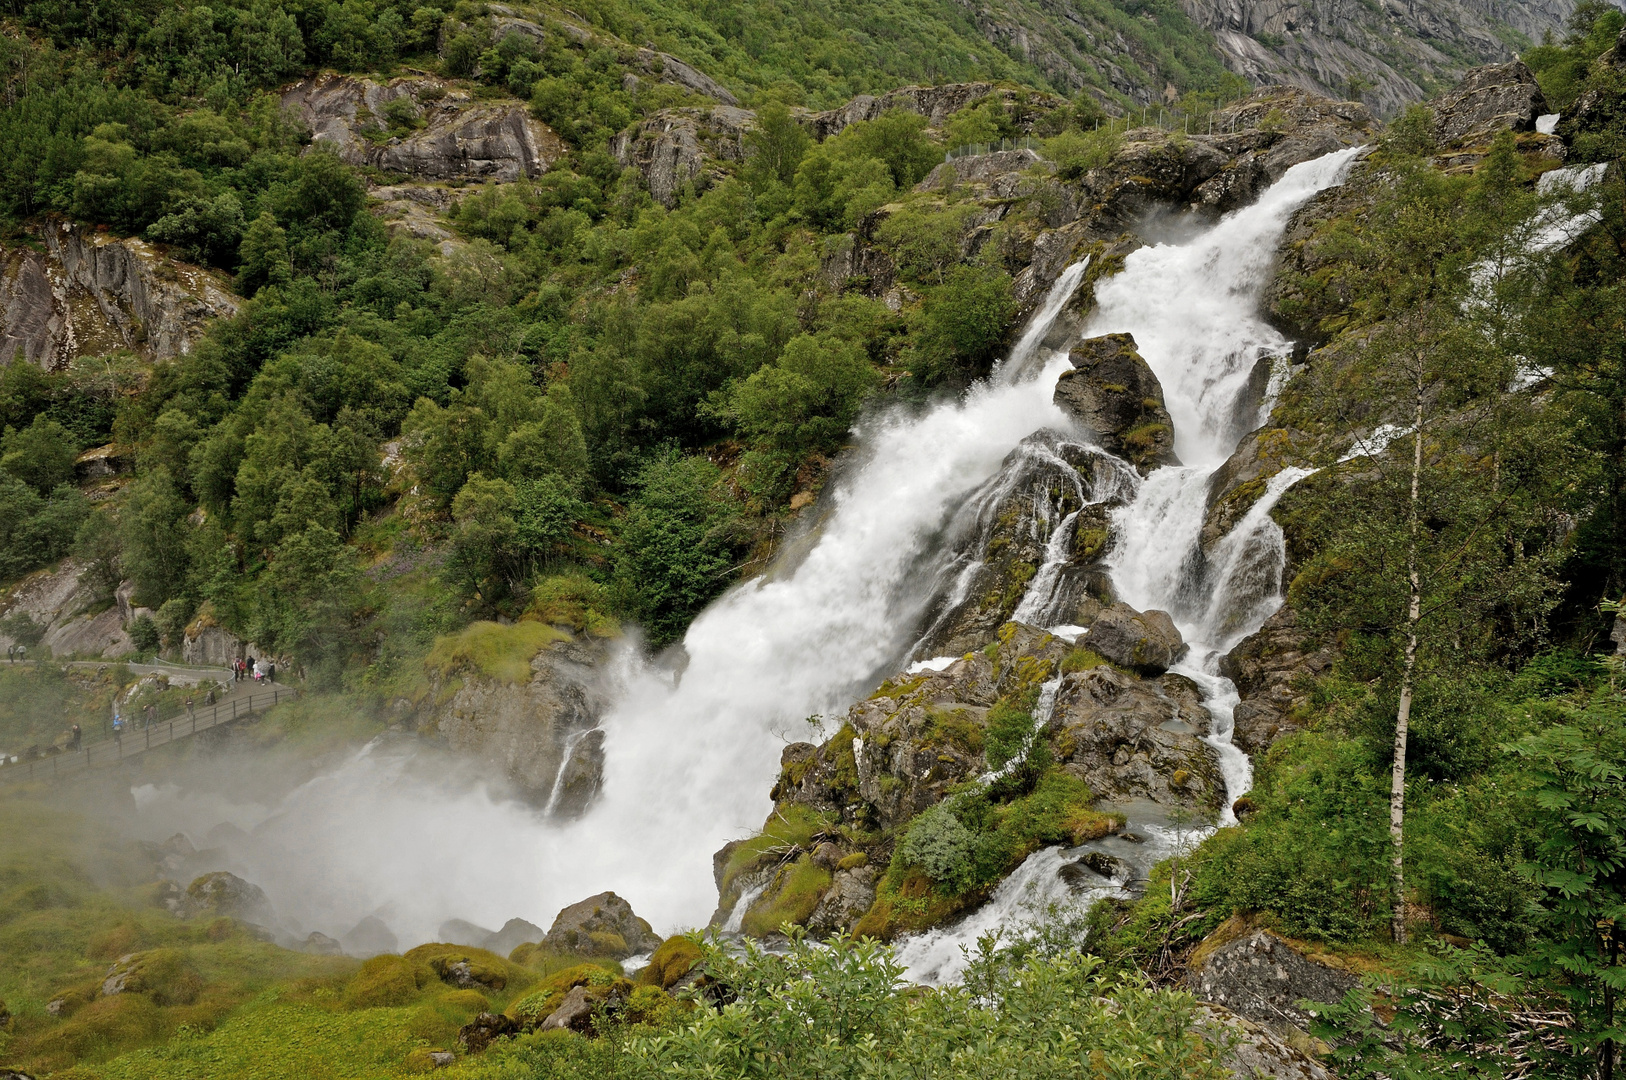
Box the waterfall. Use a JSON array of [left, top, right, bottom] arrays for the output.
[[126, 150, 1361, 952]]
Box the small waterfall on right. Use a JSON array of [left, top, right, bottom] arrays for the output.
[[1094, 147, 1363, 816]]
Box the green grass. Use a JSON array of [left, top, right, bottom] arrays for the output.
[[424, 622, 569, 687], [88, 999, 427, 1080]]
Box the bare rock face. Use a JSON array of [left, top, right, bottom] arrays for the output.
[[608, 106, 753, 207], [1197, 1004, 1335, 1080], [1431, 60, 1549, 147], [544, 891, 659, 958], [1219, 606, 1332, 754], [804, 83, 1023, 140], [1055, 333, 1179, 471], [1186, 925, 1358, 1043], [806, 865, 879, 937], [1182, 0, 1569, 119], [0, 560, 133, 659], [182, 606, 242, 667], [282, 74, 567, 182], [1201, 427, 1311, 550], [1051, 665, 1225, 810], [430, 630, 612, 810], [1, 222, 239, 370]]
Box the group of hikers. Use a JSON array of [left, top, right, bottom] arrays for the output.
[[5, 644, 28, 662], [232, 656, 273, 683]]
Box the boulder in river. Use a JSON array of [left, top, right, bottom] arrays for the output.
[[1053, 333, 1179, 472], [1083, 602, 1184, 674], [544, 892, 659, 958]]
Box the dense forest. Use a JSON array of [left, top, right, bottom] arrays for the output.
[[1, 0, 1626, 1077]]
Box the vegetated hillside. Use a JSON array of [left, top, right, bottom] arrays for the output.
[[1, 0, 1626, 1075]]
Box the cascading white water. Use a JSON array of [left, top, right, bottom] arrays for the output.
[[128, 149, 1361, 956], [894, 149, 1363, 982], [1096, 148, 1363, 820]]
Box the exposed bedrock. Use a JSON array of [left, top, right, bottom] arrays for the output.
[[0, 221, 239, 369], [423, 629, 614, 810], [281, 74, 567, 182], [715, 620, 1224, 936]]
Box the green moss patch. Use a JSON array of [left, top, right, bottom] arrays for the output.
[[638, 935, 703, 989], [719, 804, 833, 899], [424, 621, 568, 686], [741, 855, 834, 937]]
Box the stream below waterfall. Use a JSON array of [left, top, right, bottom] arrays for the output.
[[125, 147, 1363, 969]]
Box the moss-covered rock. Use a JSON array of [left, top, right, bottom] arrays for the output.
[[1053, 333, 1178, 472], [342, 954, 434, 1009], [638, 935, 703, 989], [542, 892, 659, 959]]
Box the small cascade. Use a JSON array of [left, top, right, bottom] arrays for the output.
[[1011, 455, 1139, 627], [998, 258, 1091, 383], [721, 882, 767, 935], [543, 728, 595, 817]]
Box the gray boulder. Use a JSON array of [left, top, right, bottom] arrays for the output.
[[1186, 927, 1359, 1037], [1051, 666, 1225, 810], [302, 932, 343, 955], [1197, 1004, 1335, 1079], [544, 892, 659, 958], [438, 918, 495, 947], [458, 1011, 519, 1053], [805, 865, 879, 937], [539, 985, 595, 1033], [482, 917, 546, 959], [1431, 60, 1548, 147], [1054, 333, 1178, 473], [341, 915, 400, 958], [185, 871, 272, 923], [1084, 602, 1184, 674]]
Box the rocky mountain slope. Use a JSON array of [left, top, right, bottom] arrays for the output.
[[1180, 0, 1583, 114]]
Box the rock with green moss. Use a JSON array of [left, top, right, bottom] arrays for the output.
[[1050, 666, 1224, 810], [1082, 602, 1183, 674], [543, 892, 659, 959], [1053, 333, 1178, 473], [183, 871, 271, 924], [1219, 606, 1332, 755]]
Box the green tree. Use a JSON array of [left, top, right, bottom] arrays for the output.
[[909, 265, 1016, 383], [121, 467, 191, 608], [729, 333, 879, 454], [1, 416, 77, 495], [614, 451, 739, 646], [744, 101, 811, 189], [237, 211, 291, 295]]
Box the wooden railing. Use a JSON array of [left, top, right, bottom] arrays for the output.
[[0, 687, 296, 784]]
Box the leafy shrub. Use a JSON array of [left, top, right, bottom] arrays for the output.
[[1043, 128, 1121, 180], [896, 801, 979, 892]]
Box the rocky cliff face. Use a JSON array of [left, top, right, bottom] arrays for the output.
[[0, 221, 240, 370], [281, 74, 568, 183], [1180, 0, 1574, 116], [423, 630, 616, 812]]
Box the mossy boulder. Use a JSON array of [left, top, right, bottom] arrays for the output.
[[638, 936, 703, 989], [183, 871, 271, 924], [342, 954, 434, 1008], [403, 943, 533, 993], [542, 892, 659, 958], [1053, 333, 1178, 472], [99, 948, 204, 1005], [507, 962, 618, 1027]]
